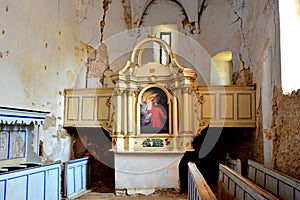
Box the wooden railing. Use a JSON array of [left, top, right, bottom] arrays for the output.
[[196, 86, 256, 127], [188, 162, 217, 200], [248, 160, 300, 200], [0, 162, 61, 200], [218, 164, 279, 199], [63, 157, 92, 199], [64, 88, 113, 128], [64, 86, 256, 129]]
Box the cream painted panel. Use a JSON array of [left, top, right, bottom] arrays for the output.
[[67, 97, 80, 121], [64, 88, 113, 127], [237, 94, 252, 119], [197, 86, 255, 127], [81, 97, 95, 121], [97, 97, 110, 121], [219, 94, 234, 120], [201, 94, 216, 119]]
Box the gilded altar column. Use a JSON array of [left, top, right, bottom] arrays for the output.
[[115, 89, 123, 135], [127, 90, 134, 135], [172, 96, 178, 135], [182, 87, 190, 134], [122, 90, 127, 135]]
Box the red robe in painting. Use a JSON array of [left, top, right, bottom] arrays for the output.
[[148, 105, 167, 129]]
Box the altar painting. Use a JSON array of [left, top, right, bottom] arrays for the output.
[[141, 87, 169, 133]]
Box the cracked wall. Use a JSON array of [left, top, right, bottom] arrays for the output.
[[197, 0, 281, 166], [0, 0, 284, 168], [272, 88, 300, 179], [0, 0, 106, 163]]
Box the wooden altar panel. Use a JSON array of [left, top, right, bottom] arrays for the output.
[[81, 97, 95, 121], [201, 94, 216, 119], [67, 97, 79, 121], [97, 96, 110, 121], [197, 86, 255, 127], [64, 88, 113, 127], [237, 94, 252, 119], [220, 93, 234, 120]]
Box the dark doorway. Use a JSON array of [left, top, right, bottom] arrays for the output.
[[179, 127, 253, 193], [73, 127, 115, 191]]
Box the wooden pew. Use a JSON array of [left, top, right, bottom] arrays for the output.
[[188, 162, 217, 200], [0, 162, 61, 200], [248, 159, 300, 200], [63, 157, 92, 199], [218, 164, 279, 199], [225, 153, 242, 174]]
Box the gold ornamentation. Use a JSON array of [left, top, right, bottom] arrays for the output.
[[127, 90, 134, 96], [101, 122, 112, 134], [115, 89, 124, 96], [195, 91, 205, 104], [183, 87, 192, 94], [106, 97, 111, 107], [149, 75, 157, 83], [196, 120, 209, 137]]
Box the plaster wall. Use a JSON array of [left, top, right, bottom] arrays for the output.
[[0, 0, 285, 175], [197, 0, 281, 166], [0, 0, 104, 163]]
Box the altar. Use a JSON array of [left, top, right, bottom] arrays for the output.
[[109, 36, 201, 195], [63, 35, 255, 195]]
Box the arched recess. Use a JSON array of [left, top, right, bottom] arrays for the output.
[[210, 51, 233, 85], [139, 0, 188, 27], [135, 0, 198, 28], [137, 0, 187, 66]]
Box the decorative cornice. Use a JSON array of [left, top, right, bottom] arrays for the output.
[[0, 106, 50, 125]]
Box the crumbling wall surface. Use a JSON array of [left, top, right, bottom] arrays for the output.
[[0, 0, 108, 163], [198, 0, 280, 166], [249, 91, 264, 164], [272, 88, 300, 179]]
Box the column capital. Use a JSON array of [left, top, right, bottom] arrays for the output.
[[114, 89, 124, 96]]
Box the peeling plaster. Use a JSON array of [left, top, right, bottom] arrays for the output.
[[75, 0, 90, 23], [87, 43, 109, 79], [232, 54, 253, 86], [263, 129, 272, 140], [272, 87, 300, 179], [121, 0, 132, 29], [100, 0, 112, 42], [43, 115, 56, 130]]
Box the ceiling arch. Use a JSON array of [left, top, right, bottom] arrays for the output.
[[130, 0, 199, 28]]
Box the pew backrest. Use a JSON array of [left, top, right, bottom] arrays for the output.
[[218, 164, 279, 200], [248, 159, 300, 200], [226, 154, 242, 174]]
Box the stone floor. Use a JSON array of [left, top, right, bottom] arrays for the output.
[[75, 188, 188, 200]]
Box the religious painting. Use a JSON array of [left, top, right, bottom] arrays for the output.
[[0, 131, 9, 160], [9, 130, 26, 159], [141, 87, 169, 133]]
